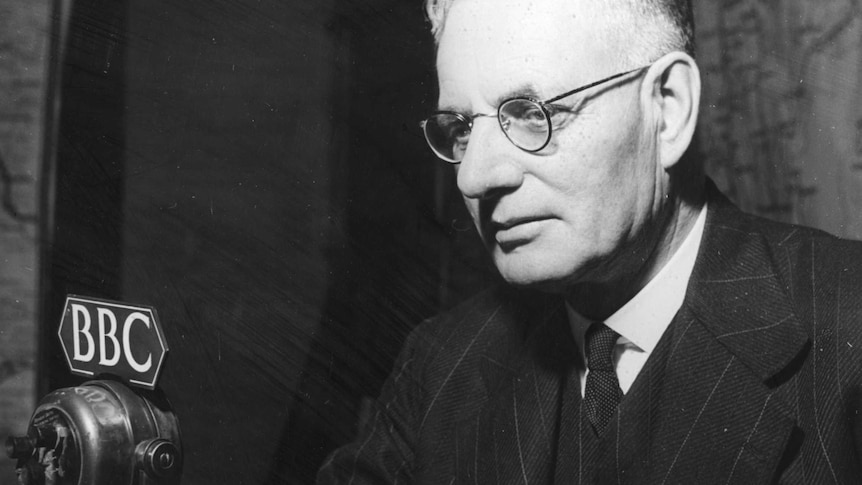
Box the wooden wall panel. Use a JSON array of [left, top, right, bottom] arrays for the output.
[[696, 0, 862, 238], [0, 0, 51, 480]]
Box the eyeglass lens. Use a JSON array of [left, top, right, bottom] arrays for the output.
[[498, 99, 551, 152], [423, 98, 551, 163], [423, 113, 471, 163]]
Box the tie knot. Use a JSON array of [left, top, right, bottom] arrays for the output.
[[585, 323, 619, 372]]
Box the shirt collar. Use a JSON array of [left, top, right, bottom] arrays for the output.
[[568, 202, 708, 357]]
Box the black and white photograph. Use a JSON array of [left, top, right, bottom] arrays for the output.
[[1, 0, 862, 483]]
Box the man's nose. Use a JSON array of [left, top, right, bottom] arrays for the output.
[[456, 119, 524, 200]]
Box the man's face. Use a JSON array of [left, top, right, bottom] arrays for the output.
[[436, 0, 668, 289]]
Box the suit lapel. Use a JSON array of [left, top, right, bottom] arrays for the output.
[[587, 188, 810, 483], [628, 188, 809, 483], [687, 192, 810, 385], [455, 295, 572, 485], [610, 304, 797, 484]]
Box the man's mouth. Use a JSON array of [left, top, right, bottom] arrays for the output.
[[491, 216, 551, 249]]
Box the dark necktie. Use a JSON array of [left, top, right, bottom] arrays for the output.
[[584, 322, 622, 435]]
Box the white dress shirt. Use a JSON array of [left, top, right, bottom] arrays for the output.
[[567, 203, 708, 396]]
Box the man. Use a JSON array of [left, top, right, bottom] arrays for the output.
[[318, 0, 862, 483]]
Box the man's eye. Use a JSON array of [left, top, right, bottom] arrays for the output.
[[451, 132, 469, 158], [445, 122, 470, 156], [520, 106, 545, 122], [507, 104, 547, 133], [446, 123, 470, 141], [505, 102, 544, 122]]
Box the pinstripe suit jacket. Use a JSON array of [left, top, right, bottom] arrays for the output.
[[317, 186, 862, 484]]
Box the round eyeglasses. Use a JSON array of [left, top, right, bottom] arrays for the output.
[[421, 66, 648, 163]]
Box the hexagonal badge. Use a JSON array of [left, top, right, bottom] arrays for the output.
[[58, 295, 169, 390]]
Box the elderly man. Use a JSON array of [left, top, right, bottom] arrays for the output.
[[318, 0, 862, 483]]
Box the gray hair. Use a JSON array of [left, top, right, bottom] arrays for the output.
[[425, 0, 695, 63]]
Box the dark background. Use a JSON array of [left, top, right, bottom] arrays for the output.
[[39, 0, 494, 483]]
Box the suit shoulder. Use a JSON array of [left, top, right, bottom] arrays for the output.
[[750, 217, 862, 339], [403, 286, 558, 382], [406, 286, 521, 364], [419, 286, 513, 338], [754, 215, 862, 270], [717, 204, 862, 262]]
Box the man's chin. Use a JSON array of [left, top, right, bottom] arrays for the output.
[[493, 256, 579, 293], [490, 241, 606, 291]]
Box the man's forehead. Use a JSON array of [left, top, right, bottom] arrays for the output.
[[439, 0, 594, 54], [435, 0, 617, 109]]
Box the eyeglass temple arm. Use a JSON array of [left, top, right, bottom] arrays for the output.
[[543, 66, 649, 104]]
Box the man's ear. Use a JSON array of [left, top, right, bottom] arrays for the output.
[[642, 51, 700, 170]]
